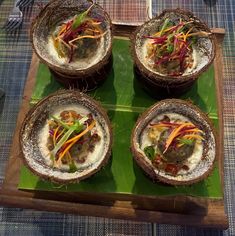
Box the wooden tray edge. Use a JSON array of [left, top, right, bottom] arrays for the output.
[[0, 28, 229, 229]]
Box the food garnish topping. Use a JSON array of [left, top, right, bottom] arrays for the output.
[[144, 118, 204, 176], [144, 18, 211, 75], [47, 110, 100, 172], [52, 4, 106, 62]]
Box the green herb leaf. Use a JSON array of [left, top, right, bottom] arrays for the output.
[[72, 11, 87, 30], [159, 18, 170, 36], [167, 44, 174, 53], [72, 4, 94, 30], [144, 146, 155, 160], [50, 123, 79, 161], [50, 115, 70, 130], [69, 161, 78, 173], [191, 36, 197, 45], [178, 138, 194, 145], [50, 115, 84, 133]]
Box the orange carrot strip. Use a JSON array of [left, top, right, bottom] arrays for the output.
[[56, 140, 77, 165], [56, 121, 95, 164], [68, 31, 107, 44], [164, 122, 195, 153], [55, 120, 96, 165], [65, 120, 95, 145]]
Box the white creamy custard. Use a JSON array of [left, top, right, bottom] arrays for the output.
[[37, 104, 107, 172], [138, 112, 204, 178]]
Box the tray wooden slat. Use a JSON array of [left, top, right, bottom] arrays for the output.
[[0, 27, 228, 229]]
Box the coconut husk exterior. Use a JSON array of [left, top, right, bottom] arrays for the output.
[[20, 90, 113, 184], [131, 99, 217, 186], [132, 8, 216, 98], [31, 0, 113, 91], [134, 65, 194, 98], [50, 55, 113, 91]]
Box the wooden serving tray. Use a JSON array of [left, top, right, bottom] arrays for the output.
[[0, 27, 228, 229]]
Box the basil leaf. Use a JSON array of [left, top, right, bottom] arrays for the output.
[[159, 18, 170, 36], [72, 4, 94, 30], [144, 146, 155, 160], [191, 36, 197, 45], [167, 44, 174, 53], [69, 161, 78, 173], [178, 138, 194, 145], [72, 11, 87, 30]]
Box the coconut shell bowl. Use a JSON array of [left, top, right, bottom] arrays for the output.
[[20, 90, 112, 184], [31, 0, 112, 91], [132, 9, 215, 98], [131, 99, 217, 186]]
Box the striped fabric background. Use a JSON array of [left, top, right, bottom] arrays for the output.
[[0, 0, 234, 235]]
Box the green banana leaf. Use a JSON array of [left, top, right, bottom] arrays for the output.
[[19, 37, 222, 198]]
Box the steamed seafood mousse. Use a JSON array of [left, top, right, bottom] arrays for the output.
[[20, 91, 113, 183], [141, 113, 205, 177], [48, 4, 109, 68], [38, 106, 105, 173], [142, 18, 212, 76]]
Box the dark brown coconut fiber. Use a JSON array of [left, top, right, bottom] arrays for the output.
[[132, 8, 216, 97], [49, 55, 113, 91], [20, 90, 113, 184], [131, 99, 217, 186]]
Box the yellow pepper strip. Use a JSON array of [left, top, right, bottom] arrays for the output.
[[164, 122, 195, 153], [53, 126, 60, 146], [85, 28, 101, 34], [57, 38, 71, 50], [183, 134, 205, 140], [56, 128, 65, 142], [182, 32, 187, 42], [153, 26, 173, 36], [58, 24, 67, 36], [186, 31, 211, 38], [184, 27, 194, 41], [178, 128, 204, 135], [148, 52, 155, 60], [151, 123, 179, 128], [68, 31, 107, 44], [85, 18, 102, 26], [55, 120, 96, 165], [55, 151, 72, 168], [177, 143, 184, 148]]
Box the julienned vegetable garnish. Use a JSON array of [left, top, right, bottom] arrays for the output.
[[143, 115, 204, 176], [52, 4, 106, 63], [47, 110, 101, 172], [144, 18, 211, 76]]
